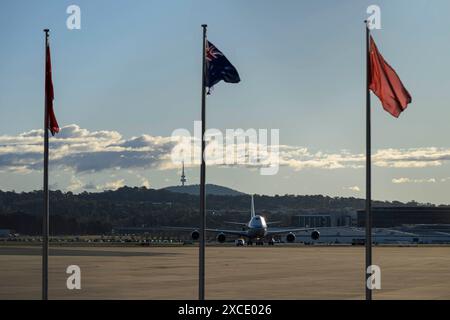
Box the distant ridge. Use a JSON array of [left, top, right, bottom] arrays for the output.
[[1, 187, 448, 236], [162, 184, 245, 196]]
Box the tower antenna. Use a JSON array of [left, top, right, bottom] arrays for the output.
[[180, 161, 187, 186]]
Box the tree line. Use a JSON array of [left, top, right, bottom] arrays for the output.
[[0, 186, 441, 235]]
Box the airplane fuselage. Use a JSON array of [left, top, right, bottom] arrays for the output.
[[246, 215, 268, 240]]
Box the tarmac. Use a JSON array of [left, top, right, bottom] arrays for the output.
[[1, 245, 449, 300]]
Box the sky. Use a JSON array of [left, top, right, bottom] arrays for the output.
[[0, 0, 449, 204]]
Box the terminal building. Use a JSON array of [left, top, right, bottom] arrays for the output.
[[296, 214, 332, 228], [0, 229, 12, 237], [291, 207, 450, 245], [295, 212, 356, 228], [294, 225, 450, 245], [357, 207, 450, 228]]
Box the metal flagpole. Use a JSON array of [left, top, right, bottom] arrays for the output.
[[199, 24, 208, 301], [42, 28, 50, 301], [365, 21, 373, 301]]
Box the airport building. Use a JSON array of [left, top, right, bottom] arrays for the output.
[[357, 207, 450, 228], [296, 214, 332, 228], [0, 229, 12, 237], [295, 212, 355, 228], [294, 225, 450, 245]]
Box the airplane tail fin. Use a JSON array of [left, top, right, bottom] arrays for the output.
[[251, 195, 255, 218]]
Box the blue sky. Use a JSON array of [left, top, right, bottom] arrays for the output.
[[0, 0, 449, 204]]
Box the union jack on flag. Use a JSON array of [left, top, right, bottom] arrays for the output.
[[206, 42, 224, 62], [205, 41, 240, 92]]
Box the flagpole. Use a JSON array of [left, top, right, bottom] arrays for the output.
[[199, 23, 207, 301], [365, 21, 373, 301], [42, 28, 50, 301]]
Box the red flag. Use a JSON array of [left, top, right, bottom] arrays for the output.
[[45, 41, 59, 135], [369, 36, 412, 118]]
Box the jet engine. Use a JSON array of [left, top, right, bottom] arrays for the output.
[[216, 233, 226, 243], [311, 230, 320, 241], [286, 232, 296, 243], [191, 230, 200, 241]]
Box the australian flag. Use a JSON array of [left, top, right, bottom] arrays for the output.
[[206, 41, 240, 93]]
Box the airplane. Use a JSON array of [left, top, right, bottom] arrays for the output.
[[175, 195, 322, 246]]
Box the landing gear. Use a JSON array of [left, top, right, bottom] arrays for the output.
[[268, 238, 276, 246], [248, 240, 265, 246]]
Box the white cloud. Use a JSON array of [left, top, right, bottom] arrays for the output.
[[67, 176, 84, 192], [392, 178, 437, 184], [345, 186, 361, 192], [134, 173, 151, 188], [1, 125, 450, 175], [0, 124, 172, 173], [96, 179, 125, 191], [140, 178, 151, 188], [373, 148, 450, 168]]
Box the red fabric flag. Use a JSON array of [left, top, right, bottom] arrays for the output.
[[45, 41, 59, 135], [369, 36, 412, 118]]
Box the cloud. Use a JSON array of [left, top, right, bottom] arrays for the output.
[[67, 176, 84, 192], [134, 173, 151, 188], [96, 179, 125, 191], [373, 148, 450, 168], [140, 178, 151, 188], [1, 124, 450, 175], [345, 186, 361, 192], [82, 182, 97, 190], [392, 178, 437, 184], [0, 124, 170, 173]]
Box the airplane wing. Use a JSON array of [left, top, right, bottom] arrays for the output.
[[205, 228, 248, 237], [265, 227, 327, 236], [159, 226, 248, 237], [224, 221, 248, 227], [266, 221, 282, 226]]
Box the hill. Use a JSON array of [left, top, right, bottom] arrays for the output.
[[0, 186, 446, 235], [162, 184, 245, 196]]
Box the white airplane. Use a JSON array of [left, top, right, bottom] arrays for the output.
[[186, 195, 321, 246]]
